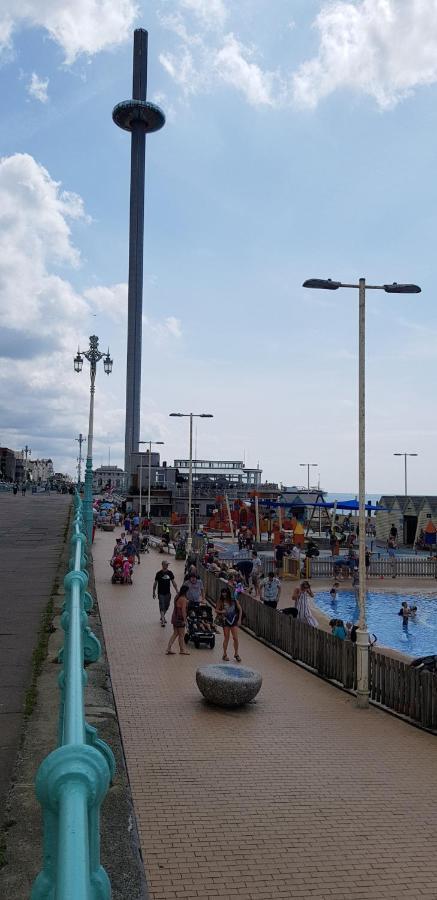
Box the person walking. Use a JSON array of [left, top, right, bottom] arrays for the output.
[[250, 550, 262, 596], [184, 570, 204, 608], [153, 561, 178, 626], [260, 571, 281, 609], [131, 530, 141, 565], [296, 581, 318, 627], [166, 584, 190, 655], [216, 585, 242, 662]]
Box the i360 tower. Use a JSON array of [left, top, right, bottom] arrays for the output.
[[113, 29, 165, 482]]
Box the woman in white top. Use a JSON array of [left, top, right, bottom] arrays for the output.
[[296, 581, 318, 627]]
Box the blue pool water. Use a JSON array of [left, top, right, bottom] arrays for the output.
[[315, 591, 437, 658]]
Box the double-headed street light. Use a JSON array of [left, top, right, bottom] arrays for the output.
[[74, 335, 113, 541], [393, 452, 418, 496], [138, 440, 164, 519], [300, 463, 318, 492], [169, 412, 214, 552], [303, 277, 421, 708]]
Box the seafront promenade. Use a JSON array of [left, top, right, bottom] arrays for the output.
[[93, 529, 437, 900]]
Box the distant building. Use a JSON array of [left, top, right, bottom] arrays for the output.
[[93, 465, 125, 493], [0, 447, 17, 482], [27, 458, 54, 483]]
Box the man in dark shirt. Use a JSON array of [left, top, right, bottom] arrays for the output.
[[153, 561, 178, 626], [275, 542, 286, 573]]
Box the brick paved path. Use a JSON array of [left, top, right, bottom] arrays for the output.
[[93, 531, 437, 900], [0, 493, 71, 813]]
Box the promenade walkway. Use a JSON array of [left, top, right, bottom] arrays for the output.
[[93, 530, 437, 900], [0, 493, 71, 814]]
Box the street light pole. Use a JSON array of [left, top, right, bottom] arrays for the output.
[[76, 433, 85, 488], [23, 444, 31, 484], [138, 440, 164, 519], [393, 452, 418, 496], [74, 336, 113, 542], [303, 276, 421, 709], [299, 462, 318, 491], [169, 412, 214, 552]]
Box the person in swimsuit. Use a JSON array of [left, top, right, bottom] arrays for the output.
[[217, 585, 242, 663], [166, 585, 190, 655]]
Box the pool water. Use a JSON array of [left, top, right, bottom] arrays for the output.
[[315, 590, 437, 658]]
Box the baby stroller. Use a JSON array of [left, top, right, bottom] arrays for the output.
[[140, 535, 149, 553], [184, 603, 216, 650], [110, 553, 124, 584]]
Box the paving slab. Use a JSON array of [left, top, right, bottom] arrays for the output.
[[93, 531, 437, 900], [0, 493, 70, 812]]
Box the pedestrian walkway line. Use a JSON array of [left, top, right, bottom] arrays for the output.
[[93, 531, 437, 900]]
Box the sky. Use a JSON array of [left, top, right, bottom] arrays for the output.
[[1, 0, 437, 494]]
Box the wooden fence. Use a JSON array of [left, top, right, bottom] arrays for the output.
[[199, 565, 437, 732]]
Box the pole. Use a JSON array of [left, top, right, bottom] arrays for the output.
[[356, 277, 369, 708], [83, 363, 96, 544], [255, 494, 260, 543], [225, 494, 234, 538], [76, 434, 84, 487], [404, 454, 407, 496], [148, 443, 152, 519], [187, 414, 193, 552], [139, 454, 143, 517], [307, 464, 310, 491]]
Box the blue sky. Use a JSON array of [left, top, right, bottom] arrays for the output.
[[1, 0, 437, 493]]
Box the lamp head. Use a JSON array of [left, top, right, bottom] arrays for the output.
[[383, 283, 421, 294], [74, 350, 83, 373], [303, 278, 341, 290], [103, 351, 113, 375]]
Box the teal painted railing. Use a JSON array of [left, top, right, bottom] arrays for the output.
[[31, 493, 115, 900]]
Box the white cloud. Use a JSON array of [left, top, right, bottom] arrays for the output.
[[27, 72, 49, 103], [0, 153, 182, 470], [159, 3, 282, 108], [0, 0, 138, 64], [293, 0, 437, 110], [215, 33, 282, 107], [180, 0, 228, 30]]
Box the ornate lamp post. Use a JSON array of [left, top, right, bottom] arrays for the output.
[[74, 336, 113, 541]]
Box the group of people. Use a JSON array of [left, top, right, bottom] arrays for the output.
[[153, 560, 243, 662]]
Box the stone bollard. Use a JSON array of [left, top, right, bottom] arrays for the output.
[[196, 664, 262, 708]]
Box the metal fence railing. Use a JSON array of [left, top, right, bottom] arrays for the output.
[[199, 564, 437, 732], [32, 493, 115, 900]]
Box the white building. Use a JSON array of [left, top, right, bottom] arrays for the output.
[[92, 465, 125, 493], [28, 458, 54, 483]]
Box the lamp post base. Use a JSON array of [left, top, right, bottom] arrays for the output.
[[356, 627, 369, 709]]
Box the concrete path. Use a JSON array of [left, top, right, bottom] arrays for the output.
[[93, 530, 437, 900], [0, 494, 71, 813]]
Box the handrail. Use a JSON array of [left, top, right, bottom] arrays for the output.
[[31, 492, 115, 900]]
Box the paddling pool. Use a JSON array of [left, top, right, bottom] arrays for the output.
[[315, 590, 437, 658]]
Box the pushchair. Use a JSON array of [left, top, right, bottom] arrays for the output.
[[110, 553, 124, 584], [140, 535, 150, 553], [184, 603, 216, 650]]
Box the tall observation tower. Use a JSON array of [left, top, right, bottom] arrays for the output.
[[113, 29, 165, 481]]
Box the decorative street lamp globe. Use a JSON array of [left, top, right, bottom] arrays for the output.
[[74, 350, 83, 373], [104, 352, 113, 375]]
